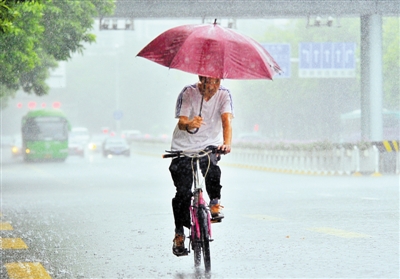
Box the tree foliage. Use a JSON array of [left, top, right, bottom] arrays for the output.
[[0, 0, 28, 34], [0, 0, 114, 102]]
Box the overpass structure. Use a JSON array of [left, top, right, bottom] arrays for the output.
[[108, 0, 399, 141], [112, 0, 399, 18]]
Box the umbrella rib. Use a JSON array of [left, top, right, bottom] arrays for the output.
[[168, 42, 188, 70], [198, 39, 212, 77], [168, 27, 201, 73], [248, 36, 282, 75]]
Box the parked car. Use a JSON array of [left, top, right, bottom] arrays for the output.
[[68, 139, 85, 157], [103, 138, 130, 157]]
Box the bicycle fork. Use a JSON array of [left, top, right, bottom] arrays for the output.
[[190, 190, 212, 240]]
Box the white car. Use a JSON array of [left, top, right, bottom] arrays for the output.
[[68, 138, 85, 157], [103, 138, 130, 157], [69, 127, 90, 144], [11, 137, 23, 157]]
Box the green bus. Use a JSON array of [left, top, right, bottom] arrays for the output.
[[21, 109, 70, 162]]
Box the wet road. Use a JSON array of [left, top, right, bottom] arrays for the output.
[[1, 146, 399, 278]]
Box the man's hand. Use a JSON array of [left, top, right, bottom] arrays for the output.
[[217, 144, 231, 154], [178, 116, 205, 131], [189, 116, 204, 130]]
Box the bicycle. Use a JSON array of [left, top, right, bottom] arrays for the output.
[[163, 147, 223, 272]]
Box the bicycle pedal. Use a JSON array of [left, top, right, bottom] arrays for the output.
[[211, 218, 223, 223], [173, 248, 189, 257]]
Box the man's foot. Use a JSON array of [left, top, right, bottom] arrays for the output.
[[210, 199, 224, 221], [172, 233, 187, 256]]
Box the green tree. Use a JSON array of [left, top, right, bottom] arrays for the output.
[[0, 0, 114, 106], [1, 0, 27, 33]]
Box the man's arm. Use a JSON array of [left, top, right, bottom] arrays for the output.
[[219, 112, 233, 154]]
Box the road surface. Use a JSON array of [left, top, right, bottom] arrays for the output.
[[1, 147, 398, 278]]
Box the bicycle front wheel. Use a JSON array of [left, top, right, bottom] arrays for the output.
[[194, 207, 211, 272], [201, 227, 211, 272], [193, 239, 202, 268]]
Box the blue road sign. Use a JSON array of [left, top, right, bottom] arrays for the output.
[[113, 110, 123, 120], [300, 42, 356, 70], [333, 42, 344, 68], [311, 43, 322, 68], [344, 42, 356, 69], [299, 42, 312, 69], [262, 43, 291, 78], [322, 43, 333, 69]]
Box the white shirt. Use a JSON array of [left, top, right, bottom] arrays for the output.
[[171, 83, 234, 151]]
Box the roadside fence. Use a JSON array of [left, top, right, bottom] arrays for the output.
[[226, 145, 399, 176], [131, 140, 399, 176]]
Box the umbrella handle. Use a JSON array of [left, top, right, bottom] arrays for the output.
[[186, 127, 199, 134]]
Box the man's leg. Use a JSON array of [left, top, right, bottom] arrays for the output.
[[199, 153, 222, 200], [169, 157, 193, 234], [199, 154, 224, 220]]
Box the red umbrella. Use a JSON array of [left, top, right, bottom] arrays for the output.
[[137, 20, 282, 80]]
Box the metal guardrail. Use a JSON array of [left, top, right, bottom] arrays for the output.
[[226, 145, 399, 176], [131, 141, 400, 176]]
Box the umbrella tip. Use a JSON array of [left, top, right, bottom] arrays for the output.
[[214, 18, 217, 25]]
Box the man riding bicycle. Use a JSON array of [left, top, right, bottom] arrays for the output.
[[169, 75, 234, 256]]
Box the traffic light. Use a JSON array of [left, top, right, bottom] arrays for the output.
[[15, 101, 61, 109], [102, 127, 109, 134], [52, 102, 61, 109], [100, 18, 134, 31], [27, 101, 37, 109], [254, 124, 259, 132]]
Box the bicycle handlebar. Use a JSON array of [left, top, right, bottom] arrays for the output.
[[162, 147, 225, 159], [162, 152, 181, 159]]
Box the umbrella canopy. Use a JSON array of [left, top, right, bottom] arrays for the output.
[[137, 21, 282, 79]]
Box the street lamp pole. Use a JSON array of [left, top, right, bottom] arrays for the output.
[[115, 44, 121, 134], [115, 52, 121, 134]]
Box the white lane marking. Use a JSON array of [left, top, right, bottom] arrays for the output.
[[307, 227, 371, 238], [361, 197, 380, 201]]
